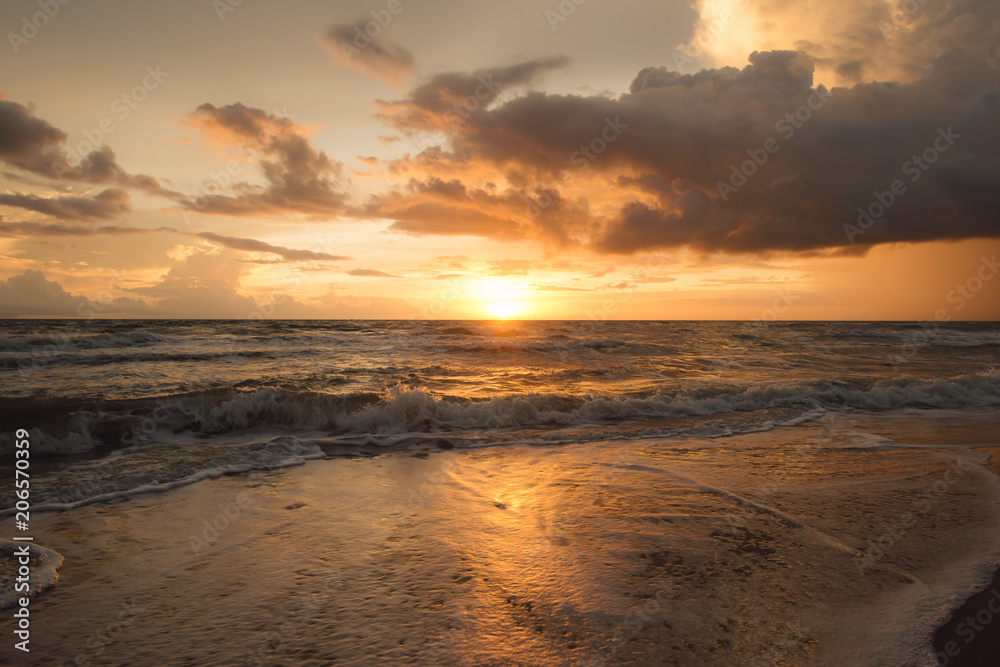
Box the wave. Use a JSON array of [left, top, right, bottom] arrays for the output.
[[0, 331, 166, 351], [5, 369, 998, 457], [0, 348, 290, 370], [433, 338, 633, 354], [0, 437, 325, 517]]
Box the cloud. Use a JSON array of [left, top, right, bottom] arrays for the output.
[[530, 283, 591, 292], [346, 268, 400, 277], [126, 249, 321, 318], [0, 99, 171, 194], [633, 275, 677, 283], [0, 270, 149, 318], [190, 231, 349, 262], [320, 21, 415, 87], [0, 270, 78, 317], [361, 177, 527, 239], [489, 259, 534, 276], [0, 221, 150, 237], [180, 103, 349, 218], [685, 0, 1000, 87], [375, 57, 570, 134], [0, 188, 131, 221], [372, 39, 1000, 255]]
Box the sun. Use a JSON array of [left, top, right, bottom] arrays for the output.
[[486, 300, 522, 319], [476, 278, 527, 319]]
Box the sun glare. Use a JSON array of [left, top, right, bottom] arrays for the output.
[[487, 300, 522, 319], [477, 279, 527, 319]]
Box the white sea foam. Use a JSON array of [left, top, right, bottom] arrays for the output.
[[0, 540, 64, 610]]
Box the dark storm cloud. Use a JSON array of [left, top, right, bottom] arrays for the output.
[[0, 188, 131, 221], [374, 57, 570, 135], [180, 103, 349, 219], [374, 27, 1000, 255]]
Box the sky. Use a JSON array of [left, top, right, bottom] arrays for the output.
[[0, 0, 998, 320]]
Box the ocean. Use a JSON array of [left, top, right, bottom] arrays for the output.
[[1, 320, 999, 665]]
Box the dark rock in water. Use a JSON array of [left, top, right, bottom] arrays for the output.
[[283, 502, 307, 510]]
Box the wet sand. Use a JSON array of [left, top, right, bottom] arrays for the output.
[[2, 410, 999, 666]]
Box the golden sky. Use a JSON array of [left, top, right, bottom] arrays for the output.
[[1, 0, 998, 319]]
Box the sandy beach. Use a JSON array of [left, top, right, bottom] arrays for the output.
[[2, 409, 998, 666]]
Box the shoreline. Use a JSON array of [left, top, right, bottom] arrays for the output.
[[932, 447, 1000, 666], [3, 414, 999, 664]]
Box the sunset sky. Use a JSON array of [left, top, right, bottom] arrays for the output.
[[1, 0, 998, 319]]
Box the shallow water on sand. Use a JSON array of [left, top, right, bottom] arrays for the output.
[[1, 410, 998, 666]]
